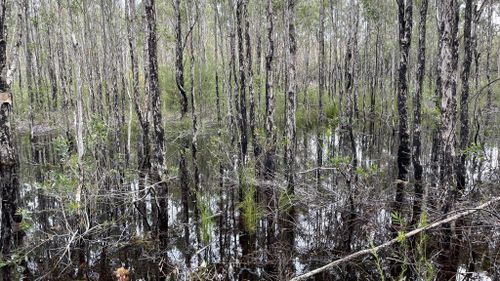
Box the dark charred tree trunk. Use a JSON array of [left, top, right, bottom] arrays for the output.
[[174, 0, 188, 117], [457, 0, 473, 193], [410, 0, 427, 227], [145, 0, 168, 253], [236, 0, 248, 161], [408, 1, 428, 279], [392, 0, 412, 277], [369, 26, 380, 137], [342, 9, 358, 278], [173, 0, 191, 263], [316, 0, 325, 188], [235, 1, 254, 279]]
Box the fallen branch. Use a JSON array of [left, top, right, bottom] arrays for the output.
[[290, 196, 500, 281]]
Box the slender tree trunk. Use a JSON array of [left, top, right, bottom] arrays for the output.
[[145, 0, 168, 252], [236, 0, 248, 160], [436, 0, 460, 279], [369, 27, 380, 137], [263, 0, 277, 276], [245, 0, 259, 164], [410, 0, 427, 227], [408, 1, 428, 279], [23, 0, 34, 139], [342, 8, 358, 278], [316, 0, 325, 188], [457, 0, 473, 192], [126, 0, 150, 232], [67, 2, 88, 276], [174, 0, 188, 117], [392, 0, 413, 277], [485, 1, 493, 113], [282, 0, 297, 278], [172, 0, 191, 262], [187, 0, 201, 251]]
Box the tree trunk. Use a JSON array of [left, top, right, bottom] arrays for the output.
[[145, 0, 168, 252], [282, 0, 297, 278], [410, 0, 427, 227], [186, 0, 201, 250], [0, 2, 22, 280], [174, 0, 188, 117], [408, 1, 428, 279], [245, 0, 259, 164], [316, 0, 325, 188], [236, 0, 248, 160], [436, 0, 460, 279], [392, 0, 413, 277], [457, 0, 473, 192], [126, 0, 150, 231], [263, 0, 277, 276]]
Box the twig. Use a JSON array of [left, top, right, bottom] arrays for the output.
[[289, 196, 500, 281]]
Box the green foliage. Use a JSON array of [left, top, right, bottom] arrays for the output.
[[368, 163, 380, 175], [329, 155, 351, 167], [16, 208, 33, 232], [239, 168, 262, 234], [67, 200, 81, 213], [278, 189, 295, 214], [53, 136, 72, 160], [295, 107, 316, 129], [415, 212, 435, 280], [370, 240, 385, 281], [391, 211, 410, 280], [391, 211, 405, 228], [199, 196, 215, 244], [463, 143, 484, 159], [88, 114, 108, 147], [325, 103, 339, 121], [355, 166, 368, 178], [396, 230, 406, 244]]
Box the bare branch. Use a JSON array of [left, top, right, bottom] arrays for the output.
[[290, 196, 500, 281]]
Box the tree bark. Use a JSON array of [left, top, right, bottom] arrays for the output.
[[410, 0, 427, 227], [245, 0, 259, 164], [457, 0, 473, 192], [282, 0, 297, 278], [436, 0, 460, 279], [126, 0, 150, 231], [236, 0, 248, 160], [316, 0, 325, 188], [174, 0, 188, 117], [0, 1, 22, 280], [263, 0, 277, 276], [145, 0, 168, 250], [392, 0, 413, 277], [408, 1, 428, 279]]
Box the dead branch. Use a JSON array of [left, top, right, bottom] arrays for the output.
[[289, 196, 500, 281]]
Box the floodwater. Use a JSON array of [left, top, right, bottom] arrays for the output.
[[14, 117, 500, 280]]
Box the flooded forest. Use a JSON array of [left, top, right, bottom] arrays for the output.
[[0, 0, 499, 280]]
